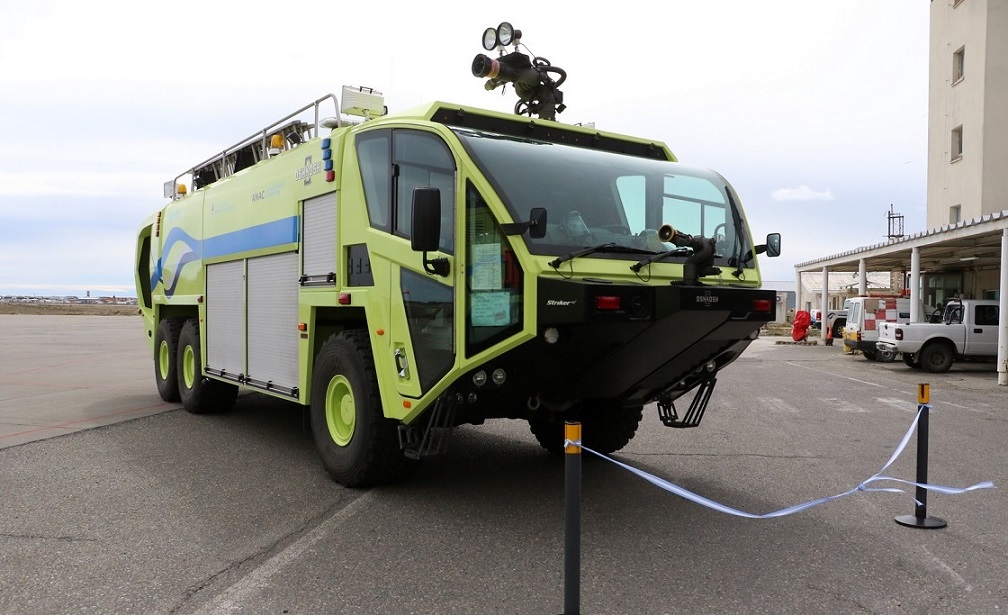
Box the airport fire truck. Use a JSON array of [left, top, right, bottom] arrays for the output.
[[134, 24, 781, 486]]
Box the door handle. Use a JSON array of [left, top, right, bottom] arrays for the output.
[[394, 347, 409, 378]]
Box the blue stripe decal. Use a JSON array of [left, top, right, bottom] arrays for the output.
[[152, 216, 299, 297], [203, 216, 299, 259]]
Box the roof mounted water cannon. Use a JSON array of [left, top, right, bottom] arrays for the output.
[[472, 22, 567, 121]]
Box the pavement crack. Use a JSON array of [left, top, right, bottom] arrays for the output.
[[0, 532, 98, 543]]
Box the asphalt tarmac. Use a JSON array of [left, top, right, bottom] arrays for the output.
[[1, 315, 1006, 614]]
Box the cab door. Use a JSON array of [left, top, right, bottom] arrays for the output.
[[357, 128, 458, 399]]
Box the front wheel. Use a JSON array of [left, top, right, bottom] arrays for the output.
[[177, 319, 237, 414], [310, 330, 415, 487], [528, 403, 643, 455]]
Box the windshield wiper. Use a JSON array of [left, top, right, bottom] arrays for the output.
[[629, 247, 692, 272], [548, 242, 655, 269]]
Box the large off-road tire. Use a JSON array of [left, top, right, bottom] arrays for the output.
[[310, 330, 415, 487], [528, 415, 565, 455], [177, 319, 238, 414], [154, 318, 183, 402], [919, 342, 954, 373], [582, 405, 644, 454], [528, 404, 644, 456]]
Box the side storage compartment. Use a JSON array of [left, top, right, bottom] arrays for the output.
[[206, 260, 246, 381], [247, 252, 300, 395], [205, 252, 300, 397], [301, 192, 338, 285]]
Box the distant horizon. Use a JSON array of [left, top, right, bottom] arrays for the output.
[[1, 290, 136, 298]]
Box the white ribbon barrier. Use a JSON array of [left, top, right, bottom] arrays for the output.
[[566, 408, 994, 520]]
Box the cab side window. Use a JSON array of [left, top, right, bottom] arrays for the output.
[[356, 129, 456, 253], [356, 130, 391, 231], [975, 305, 999, 326]]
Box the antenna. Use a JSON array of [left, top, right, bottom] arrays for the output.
[[887, 204, 904, 241]]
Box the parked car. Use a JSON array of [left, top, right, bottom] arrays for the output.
[[876, 299, 1000, 372]]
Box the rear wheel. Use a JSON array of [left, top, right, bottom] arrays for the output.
[[310, 330, 415, 487], [177, 319, 238, 414], [919, 343, 954, 373], [154, 318, 183, 402]]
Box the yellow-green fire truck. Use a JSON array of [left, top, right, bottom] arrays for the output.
[[135, 80, 780, 487]]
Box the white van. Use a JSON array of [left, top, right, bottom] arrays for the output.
[[842, 296, 927, 361]]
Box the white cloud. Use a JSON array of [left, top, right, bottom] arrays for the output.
[[771, 186, 836, 202]]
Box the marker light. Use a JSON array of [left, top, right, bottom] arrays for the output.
[[473, 370, 488, 387], [491, 368, 507, 386], [543, 327, 560, 344], [754, 298, 772, 313], [596, 295, 621, 311]]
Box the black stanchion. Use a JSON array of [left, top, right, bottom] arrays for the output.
[[895, 383, 947, 529], [563, 421, 582, 615]]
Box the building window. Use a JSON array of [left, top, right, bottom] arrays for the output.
[[949, 204, 961, 224], [952, 46, 965, 84], [951, 125, 963, 161]]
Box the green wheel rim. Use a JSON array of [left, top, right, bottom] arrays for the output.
[[182, 344, 196, 389], [325, 375, 355, 446], [158, 340, 171, 380]]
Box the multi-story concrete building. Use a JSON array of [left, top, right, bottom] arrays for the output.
[[927, 0, 1008, 229]]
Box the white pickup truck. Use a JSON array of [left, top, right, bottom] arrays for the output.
[[876, 299, 1001, 373]]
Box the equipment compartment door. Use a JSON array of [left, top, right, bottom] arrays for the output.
[[247, 252, 299, 392], [206, 260, 246, 378], [301, 192, 337, 285]]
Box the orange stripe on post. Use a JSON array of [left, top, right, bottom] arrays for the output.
[[564, 422, 581, 454]]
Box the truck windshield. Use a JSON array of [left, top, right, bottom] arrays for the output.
[[452, 128, 752, 267]]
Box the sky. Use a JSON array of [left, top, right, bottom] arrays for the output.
[[0, 1, 930, 296]]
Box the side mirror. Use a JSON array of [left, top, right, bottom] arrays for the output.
[[411, 187, 441, 252], [410, 187, 450, 277], [764, 232, 781, 257], [500, 207, 548, 238]]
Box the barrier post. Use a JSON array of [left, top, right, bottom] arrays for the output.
[[895, 383, 947, 529], [563, 422, 582, 615]]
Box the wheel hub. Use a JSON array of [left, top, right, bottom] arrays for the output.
[[182, 345, 196, 389], [325, 375, 355, 446]]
